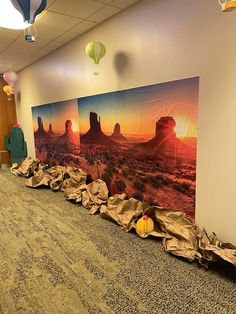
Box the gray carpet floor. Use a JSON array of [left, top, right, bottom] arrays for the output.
[[0, 169, 235, 314]]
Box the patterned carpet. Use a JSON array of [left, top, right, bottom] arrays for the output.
[[0, 169, 235, 314]]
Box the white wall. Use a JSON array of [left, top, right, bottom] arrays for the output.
[[16, 0, 236, 243]]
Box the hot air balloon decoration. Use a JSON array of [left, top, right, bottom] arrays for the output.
[[219, 0, 236, 12], [85, 41, 106, 75], [10, 0, 47, 24], [3, 85, 14, 100], [3, 71, 19, 87]]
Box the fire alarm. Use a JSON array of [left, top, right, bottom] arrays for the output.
[[219, 0, 236, 12]]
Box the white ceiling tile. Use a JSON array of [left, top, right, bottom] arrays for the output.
[[10, 61, 32, 72], [69, 20, 97, 34], [0, 28, 22, 44], [50, 0, 105, 19], [0, 43, 9, 54], [34, 24, 65, 41], [6, 36, 50, 54], [36, 11, 82, 31], [0, 53, 19, 65], [55, 31, 80, 44], [30, 49, 50, 59], [89, 5, 121, 23], [47, 0, 58, 7], [95, 0, 113, 3], [40, 41, 65, 53], [110, 0, 139, 9], [0, 64, 15, 73], [0, 50, 28, 60]]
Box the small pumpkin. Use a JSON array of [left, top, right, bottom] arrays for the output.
[[136, 215, 154, 238]]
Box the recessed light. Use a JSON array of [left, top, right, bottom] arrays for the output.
[[0, 0, 31, 30]]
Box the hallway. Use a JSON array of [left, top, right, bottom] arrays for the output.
[[0, 170, 235, 313]]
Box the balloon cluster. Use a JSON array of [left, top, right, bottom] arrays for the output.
[[2, 72, 19, 100]]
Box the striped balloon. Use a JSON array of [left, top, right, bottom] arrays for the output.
[[85, 41, 106, 64], [10, 0, 47, 24], [3, 85, 14, 96]]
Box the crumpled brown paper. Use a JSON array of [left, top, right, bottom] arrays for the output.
[[143, 207, 198, 262], [197, 228, 236, 267], [26, 166, 87, 192], [100, 193, 147, 232], [62, 168, 87, 194], [66, 179, 109, 214], [16, 158, 235, 268], [26, 165, 66, 190], [100, 197, 236, 266], [12, 157, 40, 178]]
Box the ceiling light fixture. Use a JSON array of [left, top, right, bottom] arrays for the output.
[[0, 0, 31, 30]]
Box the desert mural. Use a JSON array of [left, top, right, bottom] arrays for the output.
[[32, 77, 199, 219]]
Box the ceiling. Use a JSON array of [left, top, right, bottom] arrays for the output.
[[0, 0, 140, 74]]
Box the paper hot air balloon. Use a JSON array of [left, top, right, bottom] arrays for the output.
[[219, 0, 236, 12], [10, 0, 47, 24], [3, 85, 14, 100], [3, 72, 19, 87], [85, 41, 106, 65]]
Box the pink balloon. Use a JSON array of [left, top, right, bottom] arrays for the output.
[[3, 72, 19, 86]]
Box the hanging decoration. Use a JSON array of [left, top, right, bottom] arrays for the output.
[[3, 71, 19, 86], [219, 0, 236, 12], [10, 0, 47, 24], [85, 41, 106, 65], [3, 85, 14, 100], [24, 24, 37, 42]]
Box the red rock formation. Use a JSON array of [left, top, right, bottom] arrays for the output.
[[59, 120, 79, 144], [81, 112, 115, 145], [34, 117, 48, 138], [110, 123, 128, 143], [138, 116, 195, 157], [47, 123, 56, 138]]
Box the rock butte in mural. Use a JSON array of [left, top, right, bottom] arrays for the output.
[[58, 120, 79, 144], [47, 123, 55, 138], [137, 116, 196, 157], [34, 117, 48, 139], [81, 112, 115, 145], [110, 123, 128, 143]]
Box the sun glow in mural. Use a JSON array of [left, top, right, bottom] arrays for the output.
[[71, 119, 79, 133], [32, 77, 199, 220], [174, 116, 191, 137]]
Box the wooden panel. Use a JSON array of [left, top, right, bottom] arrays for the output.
[[0, 76, 17, 164], [0, 151, 10, 164]]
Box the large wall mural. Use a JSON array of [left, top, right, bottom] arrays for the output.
[[32, 77, 199, 219]]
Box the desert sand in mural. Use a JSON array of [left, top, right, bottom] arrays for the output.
[[79, 112, 196, 219], [32, 77, 199, 220], [33, 112, 196, 220]]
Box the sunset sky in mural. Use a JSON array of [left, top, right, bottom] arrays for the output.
[[32, 99, 79, 133], [78, 77, 199, 139]]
